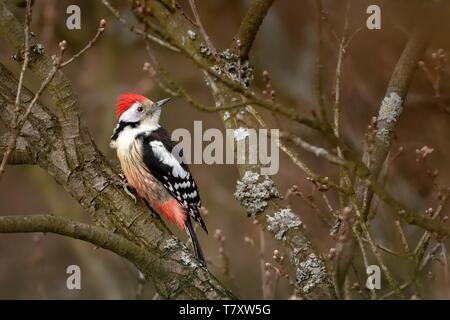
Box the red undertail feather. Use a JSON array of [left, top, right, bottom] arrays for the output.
[[156, 199, 187, 230], [115, 93, 147, 118]]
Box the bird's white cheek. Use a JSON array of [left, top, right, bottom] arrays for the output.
[[110, 140, 118, 149]]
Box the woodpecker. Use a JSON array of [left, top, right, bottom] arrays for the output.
[[110, 93, 207, 266]]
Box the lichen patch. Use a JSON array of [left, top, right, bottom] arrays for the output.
[[162, 238, 178, 250], [180, 250, 199, 269], [234, 171, 280, 215], [187, 30, 197, 40], [377, 92, 403, 124], [296, 253, 327, 294], [266, 208, 302, 240], [210, 49, 254, 88]]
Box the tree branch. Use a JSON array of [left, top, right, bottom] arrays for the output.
[[209, 0, 335, 299], [334, 1, 446, 292], [0, 134, 36, 165], [134, 0, 322, 131], [361, 6, 440, 190], [232, 0, 274, 59], [188, 0, 216, 55], [0, 0, 31, 179], [0, 63, 234, 299], [0, 215, 161, 280], [0, 0, 235, 299], [101, 0, 179, 52], [369, 181, 450, 237]]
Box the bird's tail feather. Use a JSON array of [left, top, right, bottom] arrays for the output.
[[186, 217, 207, 268]]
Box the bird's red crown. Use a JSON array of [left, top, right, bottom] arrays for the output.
[[115, 93, 147, 119]]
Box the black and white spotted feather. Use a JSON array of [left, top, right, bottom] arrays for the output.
[[138, 127, 208, 233]]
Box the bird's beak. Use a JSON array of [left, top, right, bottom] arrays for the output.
[[155, 97, 171, 108]]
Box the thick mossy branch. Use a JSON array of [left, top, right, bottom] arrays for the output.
[[0, 0, 234, 300]]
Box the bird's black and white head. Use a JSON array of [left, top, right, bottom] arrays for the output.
[[110, 93, 170, 148]]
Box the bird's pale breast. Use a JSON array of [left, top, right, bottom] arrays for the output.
[[117, 136, 169, 205]]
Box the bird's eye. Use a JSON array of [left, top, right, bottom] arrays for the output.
[[137, 106, 144, 112]]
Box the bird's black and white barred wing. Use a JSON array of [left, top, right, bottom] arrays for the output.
[[140, 127, 207, 232]]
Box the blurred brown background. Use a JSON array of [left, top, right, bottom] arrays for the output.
[[0, 0, 449, 299]]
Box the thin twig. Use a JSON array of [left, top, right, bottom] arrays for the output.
[[332, 0, 355, 215], [21, 42, 66, 120], [259, 228, 270, 299], [343, 25, 363, 50], [321, 193, 334, 213], [1, 16, 107, 179], [188, 0, 216, 55], [101, 0, 179, 52], [394, 220, 412, 256], [379, 242, 443, 299], [332, 0, 351, 139], [60, 19, 106, 67], [280, 131, 351, 168], [351, 204, 406, 299], [0, 0, 32, 180], [413, 191, 449, 260], [420, 243, 442, 271], [278, 141, 350, 194], [379, 281, 413, 300], [441, 242, 449, 284], [355, 230, 377, 299], [360, 237, 408, 258], [285, 185, 333, 227], [314, 0, 327, 123], [369, 180, 450, 237], [143, 40, 258, 114]]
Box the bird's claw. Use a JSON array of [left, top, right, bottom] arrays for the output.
[[124, 184, 137, 204], [114, 174, 137, 203]]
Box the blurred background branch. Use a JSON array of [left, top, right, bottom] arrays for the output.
[[0, 0, 449, 300]]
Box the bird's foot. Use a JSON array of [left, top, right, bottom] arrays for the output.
[[114, 173, 137, 203]]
